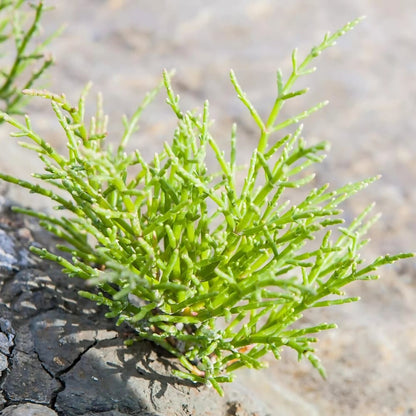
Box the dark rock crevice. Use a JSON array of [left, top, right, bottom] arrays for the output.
[[49, 338, 98, 411]]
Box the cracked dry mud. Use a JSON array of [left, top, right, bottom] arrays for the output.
[[0, 197, 270, 415]]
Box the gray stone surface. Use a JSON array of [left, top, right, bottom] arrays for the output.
[[0, 227, 32, 273], [0, 355, 7, 374], [0, 230, 19, 273], [30, 310, 98, 376], [0, 403, 57, 416], [0, 318, 14, 376], [2, 269, 60, 318], [0, 319, 14, 356], [56, 337, 267, 416], [0, 1, 415, 415], [2, 350, 61, 404]]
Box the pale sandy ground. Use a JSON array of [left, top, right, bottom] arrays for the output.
[[0, 1, 415, 415]]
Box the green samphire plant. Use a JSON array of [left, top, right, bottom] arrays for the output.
[[0, 0, 60, 115], [0, 18, 413, 395]]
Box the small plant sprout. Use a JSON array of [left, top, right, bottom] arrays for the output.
[[0, 0, 62, 115], [0, 17, 413, 395]]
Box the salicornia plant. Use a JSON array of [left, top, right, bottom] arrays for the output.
[[0, 0, 60, 115], [0, 18, 412, 395]]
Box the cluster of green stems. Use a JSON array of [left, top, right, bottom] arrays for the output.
[[0, 16, 412, 394]]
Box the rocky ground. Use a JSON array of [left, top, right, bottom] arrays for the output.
[[0, 1, 415, 415]]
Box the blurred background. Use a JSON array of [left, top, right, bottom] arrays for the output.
[[0, 1, 415, 414]]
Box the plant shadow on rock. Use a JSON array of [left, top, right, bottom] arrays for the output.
[[0, 199, 264, 416]]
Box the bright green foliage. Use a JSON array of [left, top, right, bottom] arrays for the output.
[[0, 17, 412, 395], [0, 0, 60, 115]]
